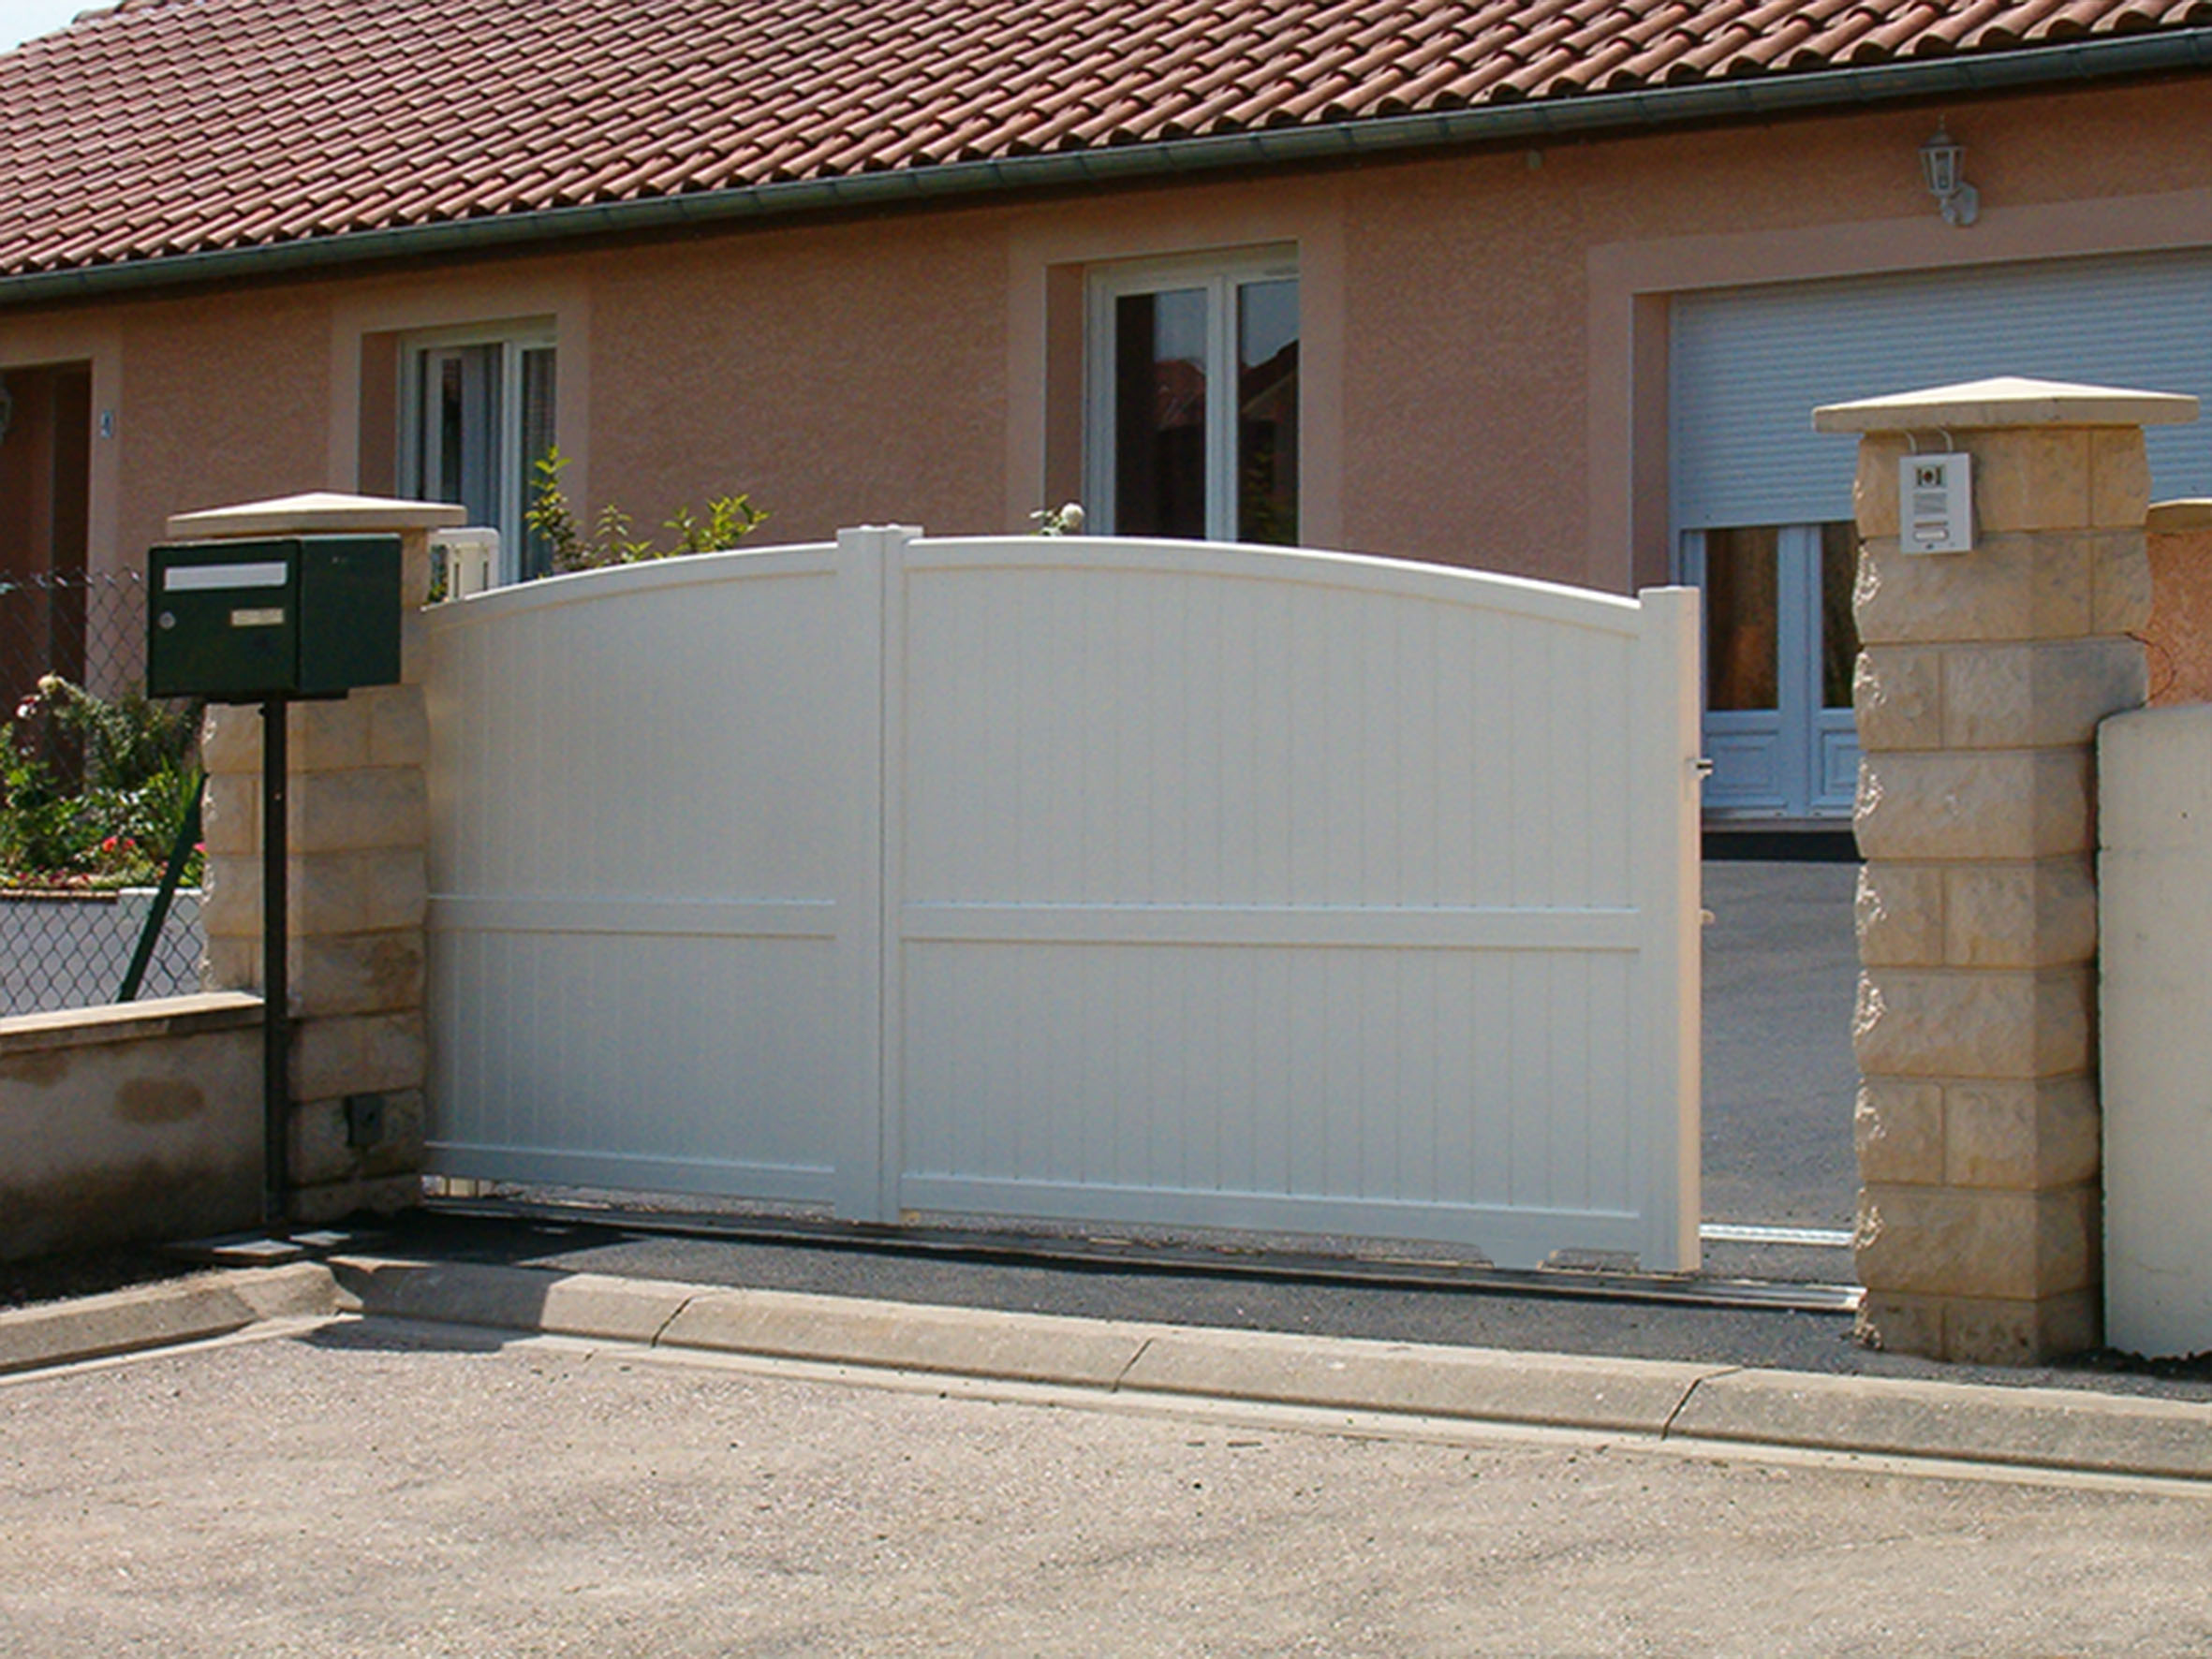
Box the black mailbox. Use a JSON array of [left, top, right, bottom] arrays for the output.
[[148, 535, 403, 701]]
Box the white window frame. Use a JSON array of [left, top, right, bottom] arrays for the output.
[[1084, 247, 1298, 541], [397, 321, 555, 584]]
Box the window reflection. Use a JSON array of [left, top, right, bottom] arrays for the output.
[[1098, 264, 1299, 545], [1113, 289, 1208, 538], [1704, 524, 1780, 712], [1820, 521, 1859, 711], [1237, 279, 1299, 546], [519, 347, 557, 580]]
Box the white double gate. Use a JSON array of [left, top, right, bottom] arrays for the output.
[[424, 528, 1703, 1270]]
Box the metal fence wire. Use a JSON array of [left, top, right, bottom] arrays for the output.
[[1, 569, 208, 1017]]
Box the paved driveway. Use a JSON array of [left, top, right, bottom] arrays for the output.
[[1702, 859, 1861, 1230], [5, 1318, 2209, 1659]]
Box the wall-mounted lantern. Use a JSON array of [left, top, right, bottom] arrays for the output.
[[1920, 125, 1979, 228]]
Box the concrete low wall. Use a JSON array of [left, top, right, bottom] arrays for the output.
[[0, 992, 264, 1261], [2100, 703, 2212, 1358]]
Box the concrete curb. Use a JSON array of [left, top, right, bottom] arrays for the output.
[[10, 1255, 2212, 1483], [1671, 1368, 2212, 1482], [324, 1256, 2212, 1482], [0, 1263, 341, 1376]]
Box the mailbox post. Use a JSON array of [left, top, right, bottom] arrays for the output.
[[149, 535, 405, 1226]]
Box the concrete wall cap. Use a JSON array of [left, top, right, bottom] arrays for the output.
[[165, 492, 467, 540], [1813, 376, 2200, 434], [2147, 498, 2212, 535], [0, 991, 264, 1054]]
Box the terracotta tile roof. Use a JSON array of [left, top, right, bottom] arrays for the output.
[[2, 0, 2207, 281]]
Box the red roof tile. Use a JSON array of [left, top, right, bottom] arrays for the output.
[[1, 0, 2206, 282]]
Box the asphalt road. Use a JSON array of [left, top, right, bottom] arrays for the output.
[[3, 1319, 2208, 1658]]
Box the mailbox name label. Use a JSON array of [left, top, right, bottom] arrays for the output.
[[165, 561, 288, 592], [230, 607, 287, 628]]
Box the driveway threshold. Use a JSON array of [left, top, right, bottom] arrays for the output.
[[422, 1194, 1863, 1314]]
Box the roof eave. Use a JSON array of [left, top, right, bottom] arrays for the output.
[[5, 28, 2208, 309]]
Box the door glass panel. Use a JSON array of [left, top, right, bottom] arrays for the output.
[[1113, 289, 1208, 538], [1703, 525, 1779, 712], [1236, 278, 1299, 546], [1819, 521, 1859, 711]]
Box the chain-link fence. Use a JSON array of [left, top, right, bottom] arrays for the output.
[[1, 570, 208, 1016]]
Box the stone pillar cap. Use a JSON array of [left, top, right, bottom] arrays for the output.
[[2148, 499, 2212, 535], [165, 492, 468, 540], [1812, 375, 2200, 434]]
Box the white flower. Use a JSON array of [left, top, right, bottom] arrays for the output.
[[1029, 502, 1086, 537]]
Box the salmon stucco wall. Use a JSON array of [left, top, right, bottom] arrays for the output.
[[2146, 504, 2212, 705], [0, 75, 2204, 594], [116, 288, 332, 562], [591, 206, 1011, 543]]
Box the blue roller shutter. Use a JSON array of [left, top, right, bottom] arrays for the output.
[[1671, 249, 2212, 535]]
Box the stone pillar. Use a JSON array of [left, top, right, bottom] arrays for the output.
[[175, 492, 465, 1226], [1815, 378, 2198, 1364]]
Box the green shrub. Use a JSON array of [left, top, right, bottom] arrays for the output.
[[525, 449, 767, 575]]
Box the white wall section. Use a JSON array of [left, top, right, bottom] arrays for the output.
[[2101, 703, 2212, 1358]]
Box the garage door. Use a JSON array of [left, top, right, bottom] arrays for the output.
[[1671, 248, 2212, 820], [1673, 248, 2212, 530]]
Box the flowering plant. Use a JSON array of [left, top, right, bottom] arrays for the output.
[[1, 675, 200, 889]]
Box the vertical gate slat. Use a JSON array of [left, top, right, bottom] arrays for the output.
[[837, 527, 901, 1223]]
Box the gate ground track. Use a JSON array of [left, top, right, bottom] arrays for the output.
[[420, 1194, 1861, 1316]]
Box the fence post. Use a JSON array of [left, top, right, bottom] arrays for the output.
[[1632, 583, 1704, 1274], [831, 524, 919, 1225], [182, 492, 465, 1226], [1814, 377, 2196, 1363]]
